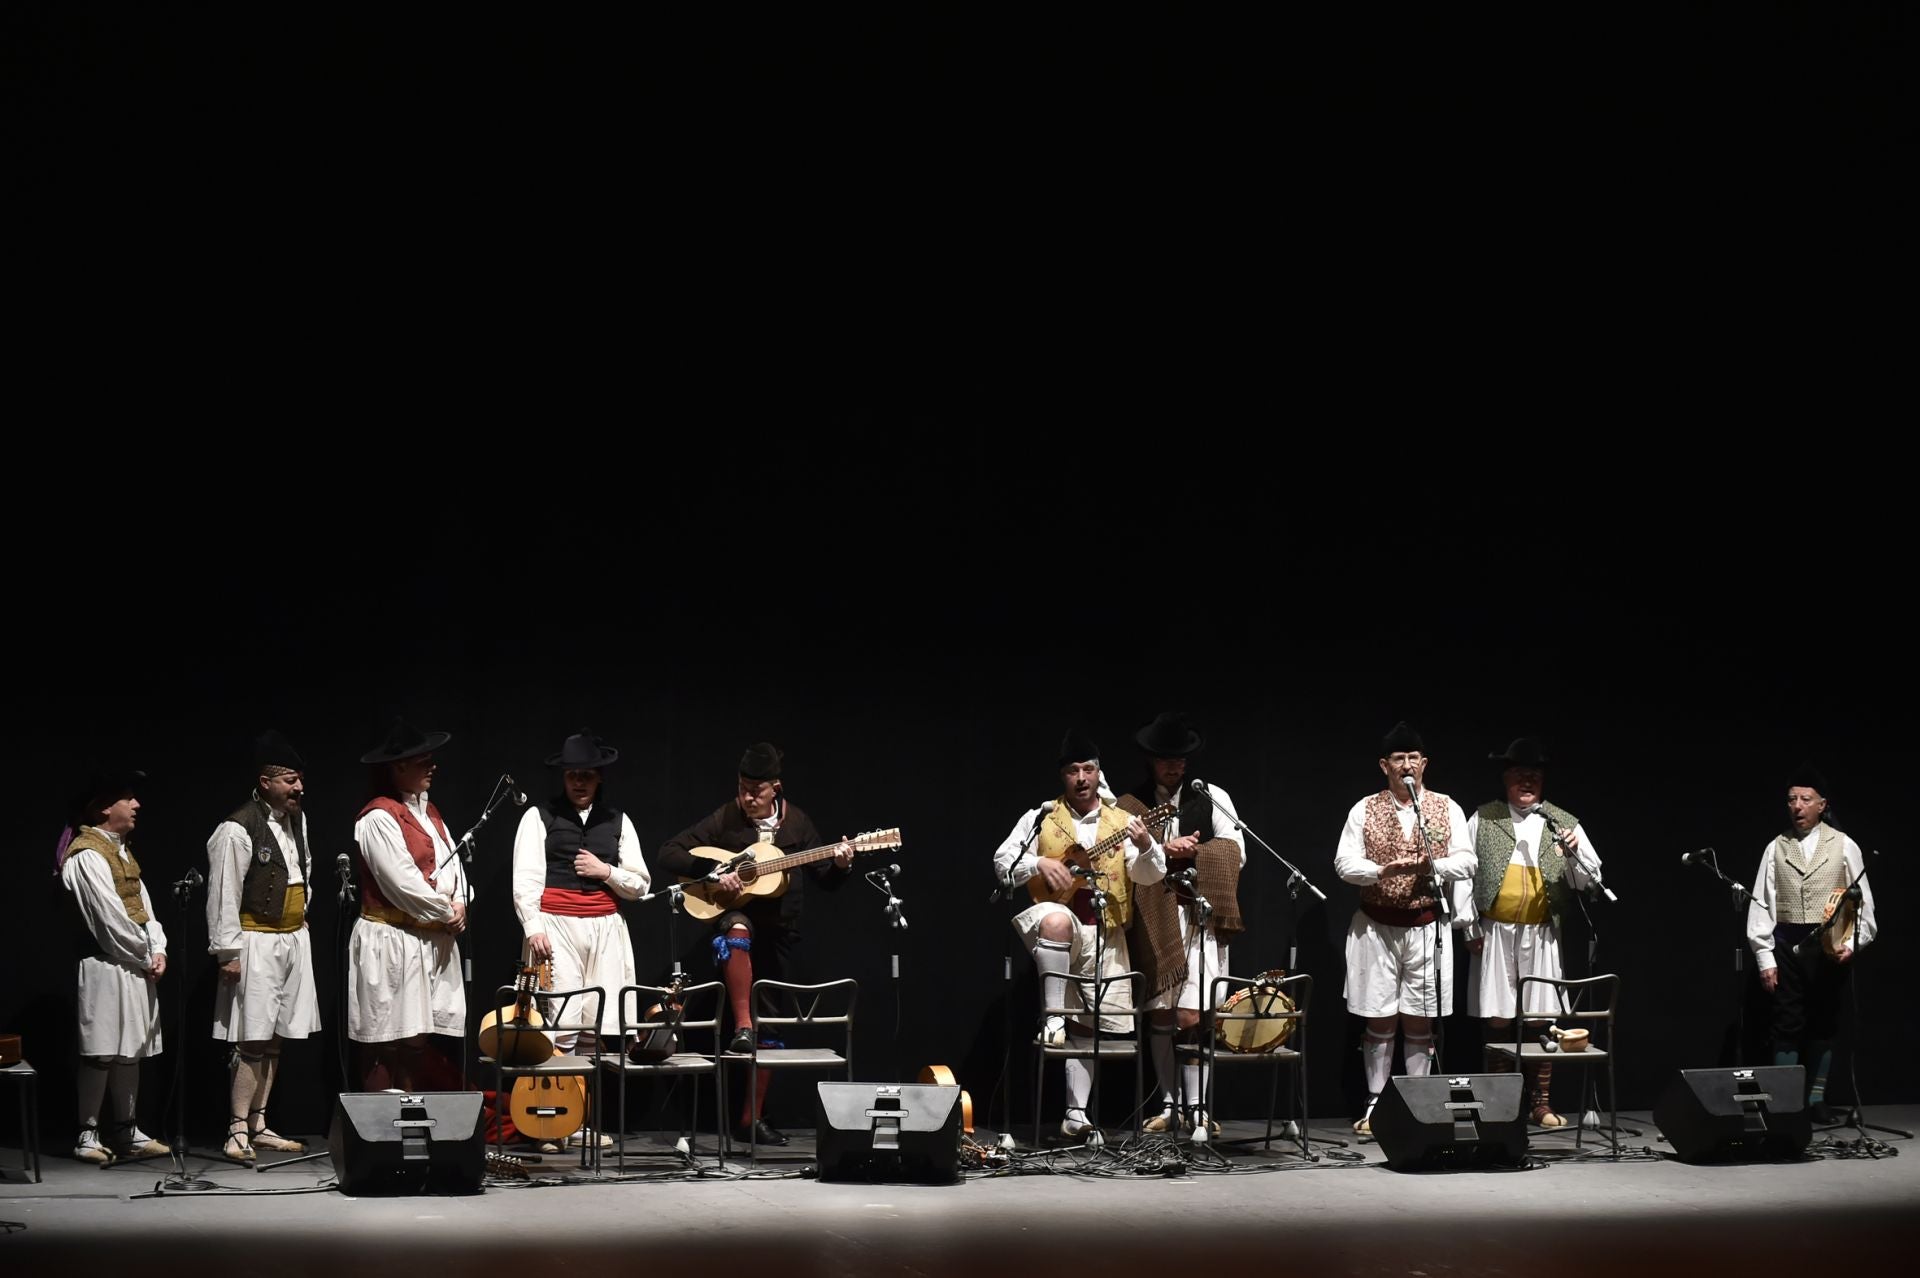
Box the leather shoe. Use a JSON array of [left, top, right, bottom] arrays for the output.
[[728, 1026, 756, 1055], [737, 1118, 788, 1147]]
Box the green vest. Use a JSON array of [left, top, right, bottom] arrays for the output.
[[1471, 800, 1577, 928]]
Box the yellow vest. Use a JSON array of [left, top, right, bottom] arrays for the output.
[[65, 828, 149, 925], [1037, 797, 1134, 930], [242, 883, 307, 932]]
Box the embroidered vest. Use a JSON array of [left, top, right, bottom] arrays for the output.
[[1471, 799, 1576, 927], [1359, 790, 1450, 915], [1771, 822, 1849, 925], [1037, 797, 1135, 929]]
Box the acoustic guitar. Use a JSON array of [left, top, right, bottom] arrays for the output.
[[478, 964, 556, 1067], [1027, 802, 1176, 905], [677, 828, 903, 922]]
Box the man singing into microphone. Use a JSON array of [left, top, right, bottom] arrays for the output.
[[1747, 766, 1876, 1124], [654, 743, 852, 1148], [1334, 722, 1475, 1135], [1453, 738, 1603, 1129], [993, 729, 1169, 1140], [1117, 712, 1244, 1142], [204, 731, 322, 1162], [349, 717, 470, 1091], [510, 730, 650, 1150]]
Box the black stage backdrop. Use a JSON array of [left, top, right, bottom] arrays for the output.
[[1, 4, 1906, 1150], [1, 519, 1905, 1149]]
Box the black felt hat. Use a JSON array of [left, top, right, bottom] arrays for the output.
[[739, 741, 783, 781], [359, 716, 451, 765], [1489, 737, 1549, 769], [547, 730, 619, 770], [1135, 711, 1203, 758], [1380, 721, 1425, 756]]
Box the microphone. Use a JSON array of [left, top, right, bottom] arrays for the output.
[[1188, 779, 1208, 795], [1403, 770, 1420, 797], [1538, 1027, 1560, 1052], [503, 775, 528, 807], [173, 867, 204, 891], [1680, 847, 1713, 868], [1168, 865, 1199, 886], [991, 802, 1057, 902]]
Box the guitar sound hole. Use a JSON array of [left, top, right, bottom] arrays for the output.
[[735, 861, 760, 885]]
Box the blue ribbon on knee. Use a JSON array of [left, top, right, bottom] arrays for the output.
[[713, 933, 752, 966]]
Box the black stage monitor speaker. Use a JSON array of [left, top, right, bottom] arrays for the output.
[[814, 1082, 962, 1184], [330, 1091, 486, 1195], [1653, 1066, 1810, 1163], [1371, 1073, 1528, 1171]]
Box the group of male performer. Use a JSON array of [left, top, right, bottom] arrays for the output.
[[52, 716, 1877, 1161]]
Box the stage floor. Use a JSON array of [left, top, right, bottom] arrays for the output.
[[5, 1110, 1915, 1276]]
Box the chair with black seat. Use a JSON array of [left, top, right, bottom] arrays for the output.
[[482, 982, 606, 1171], [1484, 972, 1620, 1157], [602, 979, 728, 1169], [734, 977, 857, 1163], [1031, 969, 1146, 1148], [1177, 971, 1314, 1157]]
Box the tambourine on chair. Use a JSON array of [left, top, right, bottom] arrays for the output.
[[1213, 969, 1298, 1054], [1179, 971, 1314, 1158]]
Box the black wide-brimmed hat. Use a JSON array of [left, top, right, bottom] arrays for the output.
[[1380, 721, 1425, 756], [359, 716, 451, 765], [1135, 711, 1203, 758], [254, 730, 306, 775], [547, 730, 619, 770], [1490, 737, 1550, 769], [1058, 727, 1101, 767], [69, 768, 146, 826], [1787, 762, 1830, 798], [739, 741, 783, 781]]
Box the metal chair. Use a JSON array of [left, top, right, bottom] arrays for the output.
[[481, 982, 606, 1172], [1484, 972, 1620, 1157], [1178, 971, 1314, 1158], [734, 977, 858, 1163], [602, 979, 728, 1170], [0, 1059, 40, 1183], [1031, 969, 1146, 1148]]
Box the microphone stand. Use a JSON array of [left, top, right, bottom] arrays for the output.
[[141, 872, 217, 1191], [864, 867, 908, 1082], [1406, 782, 1448, 1074], [1204, 788, 1328, 969], [1785, 853, 1907, 1142], [1685, 849, 1762, 1067], [439, 776, 520, 1091]]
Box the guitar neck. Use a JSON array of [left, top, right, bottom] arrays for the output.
[[758, 842, 860, 875]]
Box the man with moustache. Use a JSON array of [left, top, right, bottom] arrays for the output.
[[205, 731, 322, 1161], [1748, 766, 1877, 1123], [511, 730, 650, 1149], [1455, 738, 1604, 1128], [56, 769, 170, 1164], [1118, 712, 1245, 1142], [654, 743, 853, 1147], [1333, 722, 1475, 1135], [349, 717, 470, 1092], [993, 729, 1170, 1140]]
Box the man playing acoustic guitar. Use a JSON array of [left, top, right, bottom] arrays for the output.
[[992, 728, 1170, 1141], [654, 742, 853, 1147]]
